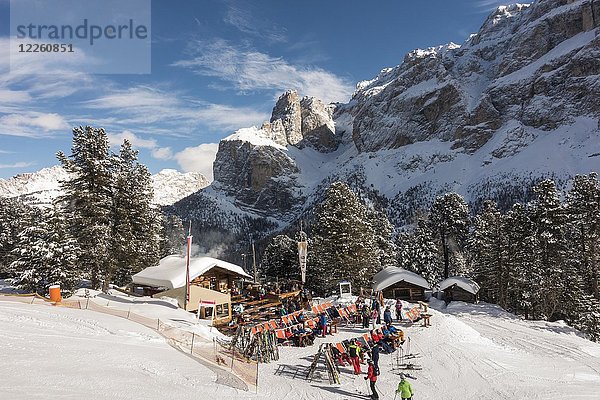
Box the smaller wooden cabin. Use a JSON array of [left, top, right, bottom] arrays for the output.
[[372, 266, 430, 301], [437, 276, 480, 304]]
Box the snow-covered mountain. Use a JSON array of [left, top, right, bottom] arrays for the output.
[[151, 169, 210, 206], [0, 166, 209, 207], [169, 0, 600, 258]]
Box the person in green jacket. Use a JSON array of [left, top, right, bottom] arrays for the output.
[[396, 374, 414, 399]]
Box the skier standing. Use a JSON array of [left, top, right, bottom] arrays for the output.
[[395, 299, 403, 321], [319, 312, 328, 337], [364, 359, 379, 399], [396, 374, 414, 400], [383, 306, 393, 325], [371, 308, 379, 330], [370, 341, 380, 372], [348, 338, 362, 375], [362, 304, 371, 329]]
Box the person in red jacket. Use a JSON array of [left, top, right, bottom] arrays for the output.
[[364, 359, 379, 399]]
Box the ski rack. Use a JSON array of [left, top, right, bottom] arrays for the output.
[[306, 343, 341, 384]]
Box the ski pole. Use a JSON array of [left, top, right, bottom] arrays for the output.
[[393, 392, 398, 400]]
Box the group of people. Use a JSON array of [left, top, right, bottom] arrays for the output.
[[326, 296, 413, 399], [359, 297, 404, 329], [335, 334, 413, 400]]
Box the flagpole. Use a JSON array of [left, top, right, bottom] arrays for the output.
[[298, 220, 308, 288], [185, 221, 192, 311]]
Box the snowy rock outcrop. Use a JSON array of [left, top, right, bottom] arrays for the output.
[[212, 127, 301, 212], [0, 166, 69, 207], [210, 90, 339, 213], [270, 90, 303, 145], [151, 169, 209, 206], [348, 0, 600, 153]]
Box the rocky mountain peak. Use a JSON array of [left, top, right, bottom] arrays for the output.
[[270, 90, 303, 145], [348, 0, 600, 153]]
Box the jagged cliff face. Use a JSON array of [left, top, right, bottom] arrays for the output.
[[173, 0, 600, 263], [348, 0, 600, 153], [211, 90, 337, 213]]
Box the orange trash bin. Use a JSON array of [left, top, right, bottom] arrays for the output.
[[49, 285, 61, 302]]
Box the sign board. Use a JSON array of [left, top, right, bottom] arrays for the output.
[[298, 240, 308, 284]]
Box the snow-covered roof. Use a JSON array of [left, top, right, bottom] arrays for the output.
[[132, 255, 252, 289], [372, 266, 431, 291], [438, 276, 480, 295]]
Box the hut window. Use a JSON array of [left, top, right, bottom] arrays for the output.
[[394, 288, 410, 299], [216, 303, 229, 317]]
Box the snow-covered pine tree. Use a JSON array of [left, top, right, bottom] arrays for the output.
[[428, 192, 469, 279], [368, 209, 397, 266], [530, 180, 568, 320], [503, 203, 541, 319], [57, 126, 115, 290], [0, 197, 34, 274], [9, 207, 80, 295], [160, 214, 185, 257], [560, 173, 600, 340], [310, 182, 380, 295], [111, 140, 160, 288], [396, 218, 441, 286], [565, 173, 600, 300], [471, 200, 510, 308], [261, 234, 299, 281]]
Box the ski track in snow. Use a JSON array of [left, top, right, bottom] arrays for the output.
[[1, 299, 599, 399]]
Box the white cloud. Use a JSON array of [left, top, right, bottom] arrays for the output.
[[174, 143, 219, 182], [223, 3, 287, 44], [107, 130, 176, 162], [108, 130, 158, 149], [173, 39, 354, 103], [0, 161, 35, 169], [0, 112, 70, 137], [151, 147, 173, 160], [82, 85, 269, 134]]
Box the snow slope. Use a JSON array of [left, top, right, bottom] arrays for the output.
[[1, 297, 598, 399]]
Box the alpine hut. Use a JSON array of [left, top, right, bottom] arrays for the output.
[[437, 276, 480, 303], [132, 255, 252, 322], [372, 266, 430, 301]]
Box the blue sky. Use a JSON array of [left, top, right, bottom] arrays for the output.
[[0, 0, 508, 180]]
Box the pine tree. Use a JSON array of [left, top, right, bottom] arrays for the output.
[[111, 140, 161, 287], [369, 209, 397, 266], [503, 203, 540, 319], [531, 180, 567, 319], [57, 126, 113, 290], [261, 234, 299, 281], [429, 192, 469, 279], [471, 201, 509, 307], [160, 214, 185, 257], [0, 197, 35, 274], [310, 182, 380, 294], [396, 218, 441, 285], [565, 173, 600, 299], [9, 207, 80, 295]]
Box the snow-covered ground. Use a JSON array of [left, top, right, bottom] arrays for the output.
[[1, 296, 599, 399]]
